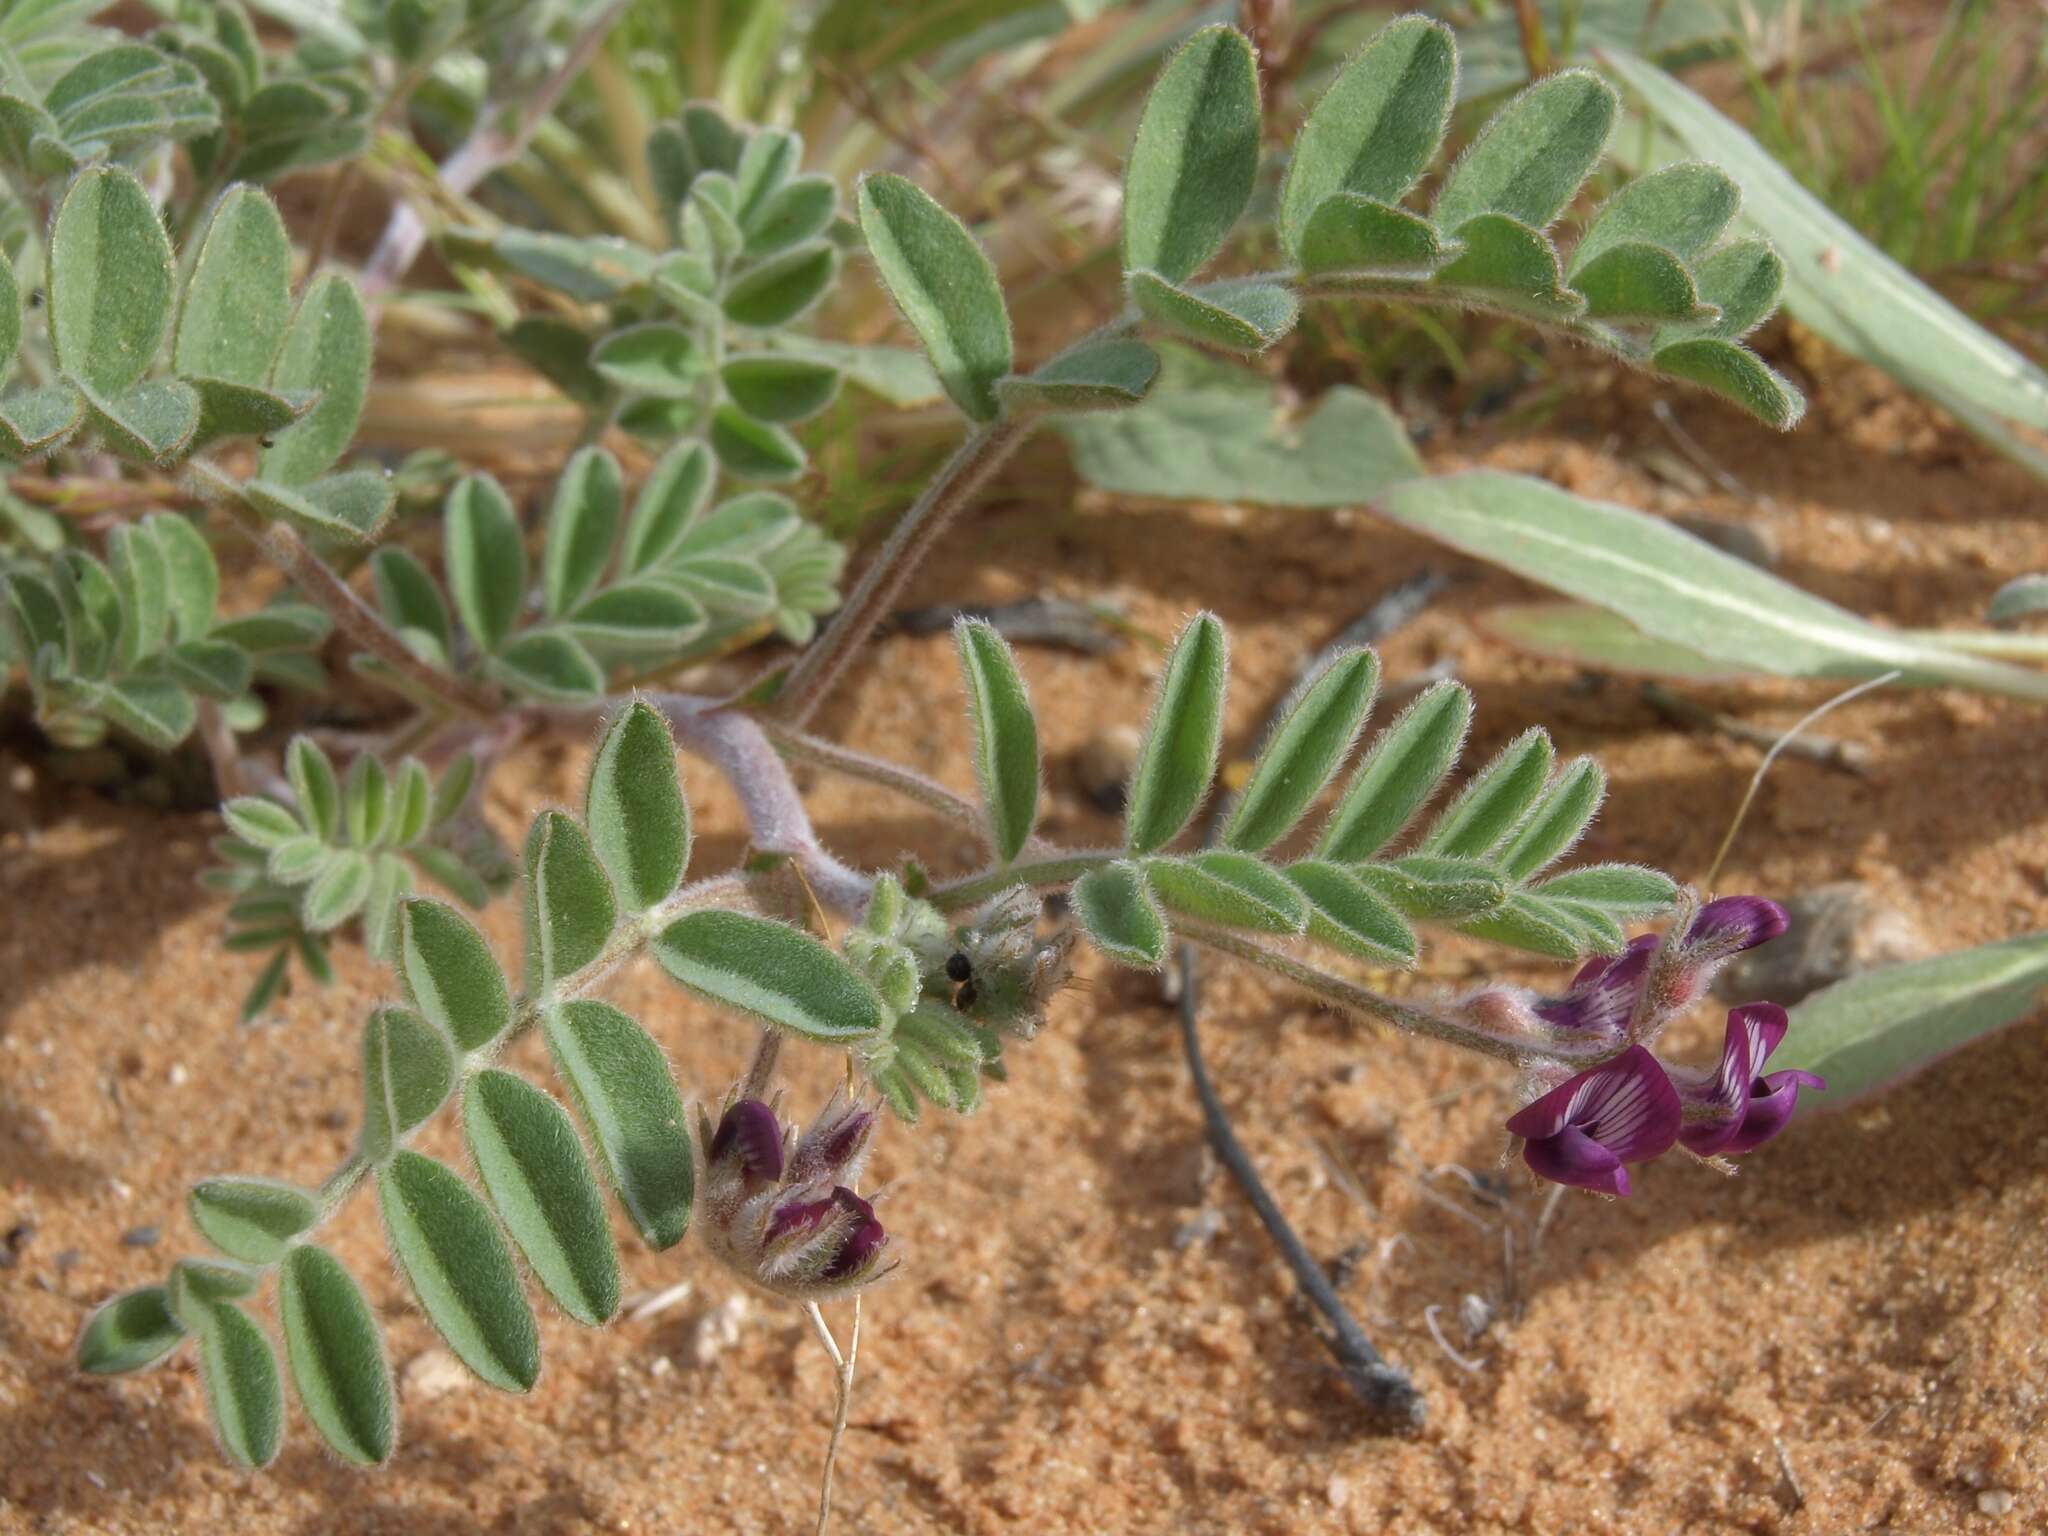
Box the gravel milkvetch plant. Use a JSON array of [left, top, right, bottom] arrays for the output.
[[54, 11, 1870, 1504]]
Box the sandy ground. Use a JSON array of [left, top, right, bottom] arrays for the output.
[[4, 338, 2048, 1535]]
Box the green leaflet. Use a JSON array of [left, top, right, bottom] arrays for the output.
[[1353, 855, 1508, 922], [1125, 612, 1227, 856], [259, 273, 370, 485], [492, 631, 605, 702], [1569, 242, 1707, 322], [1318, 680, 1471, 863], [542, 447, 622, 618], [1146, 851, 1308, 936], [1498, 758, 1605, 880], [992, 338, 1160, 415], [1432, 68, 1617, 233], [399, 898, 510, 1052], [1673, 239, 1785, 343], [721, 355, 841, 422], [1129, 273, 1298, 353], [1298, 195, 1454, 276], [652, 909, 886, 1042], [78, 1286, 186, 1375], [1431, 213, 1582, 320], [1278, 15, 1456, 258], [194, 1298, 285, 1469], [1421, 727, 1553, 859], [544, 999, 695, 1250], [855, 174, 1011, 423], [1122, 24, 1260, 284], [463, 1069, 620, 1326], [708, 406, 803, 482], [188, 1176, 319, 1264], [287, 736, 342, 841], [176, 184, 293, 386], [722, 242, 836, 328], [585, 701, 689, 912], [48, 166, 173, 397], [360, 1004, 455, 1161], [522, 810, 617, 995], [377, 1151, 540, 1393], [591, 322, 700, 399], [279, 1246, 394, 1466], [85, 380, 201, 466], [1223, 649, 1379, 854], [1284, 860, 1417, 966], [955, 619, 1038, 864], [622, 440, 714, 573], [1479, 601, 1744, 680], [1652, 337, 1805, 430], [1570, 161, 1738, 274], [1531, 864, 1675, 922], [443, 473, 527, 652], [1073, 861, 1168, 969]]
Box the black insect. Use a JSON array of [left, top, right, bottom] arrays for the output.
[[944, 951, 972, 983], [27, 289, 42, 308], [953, 978, 979, 1012]]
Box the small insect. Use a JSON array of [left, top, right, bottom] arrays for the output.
[[27, 289, 42, 308], [944, 951, 972, 983], [953, 978, 979, 1013]]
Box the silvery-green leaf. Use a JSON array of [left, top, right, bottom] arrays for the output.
[[1284, 859, 1417, 965], [260, 273, 369, 485], [287, 736, 341, 841], [98, 676, 196, 749], [722, 242, 835, 328], [188, 1175, 319, 1264], [1318, 678, 1470, 863], [268, 835, 328, 885], [1569, 241, 1708, 322], [1534, 864, 1676, 922], [502, 316, 610, 408], [303, 847, 370, 929], [344, 752, 390, 847], [1146, 851, 1308, 936], [194, 1298, 284, 1468], [190, 380, 305, 444], [78, 1286, 186, 1375], [390, 760, 434, 846], [463, 1069, 619, 1326], [522, 810, 615, 996], [1432, 213, 1582, 320], [744, 173, 836, 257], [1298, 195, 1454, 277], [486, 229, 654, 301], [399, 897, 510, 1052], [622, 440, 713, 574], [1278, 15, 1456, 258], [1122, 24, 1259, 284], [360, 1004, 454, 1161], [176, 184, 292, 386], [243, 468, 393, 543], [1460, 889, 1605, 959], [708, 406, 803, 482], [567, 582, 704, 654], [668, 554, 774, 616], [377, 1151, 540, 1393], [48, 166, 173, 397], [1073, 861, 1168, 969], [855, 173, 1011, 423], [1432, 69, 1616, 233], [993, 338, 1159, 415], [0, 385, 84, 455], [1129, 272, 1298, 354], [1125, 611, 1226, 855], [1373, 471, 2048, 700], [361, 853, 413, 960], [372, 547, 452, 656], [585, 701, 689, 914], [542, 447, 621, 618], [212, 603, 330, 653], [763, 335, 940, 407], [544, 999, 694, 1250], [150, 512, 217, 641], [1498, 757, 1604, 880], [1669, 238, 1783, 343], [590, 322, 700, 399], [1354, 854, 1508, 921], [1421, 726, 1552, 859], [733, 126, 799, 221], [109, 522, 169, 671], [491, 630, 604, 702], [955, 619, 1038, 864], [165, 639, 252, 700], [0, 241, 18, 373], [1652, 337, 1804, 430], [652, 910, 886, 1043], [443, 473, 527, 652], [85, 379, 201, 465], [674, 492, 799, 559], [429, 753, 476, 829], [1224, 649, 1379, 854], [1570, 161, 1738, 275], [720, 354, 841, 422], [279, 1245, 393, 1465], [1479, 601, 1740, 678]]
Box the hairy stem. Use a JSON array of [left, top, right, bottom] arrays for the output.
[[761, 722, 989, 833], [929, 850, 1119, 912]]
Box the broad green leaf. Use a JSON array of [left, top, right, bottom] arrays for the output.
[[194, 1299, 284, 1468], [1146, 851, 1308, 936], [372, 547, 453, 656], [48, 166, 173, 396], [1432, 213, 1582, 319], [542, 448, 622, 618], [399, 898, 510, 1052], [0, 385, 84, 455], [708, 406, 803, 482], [303, 848, 371, 929], [1373, 471, 2048, 700], [721, 242, 835, 328], [590, 322, 700, 399], [78, 1286, 185, 1375], [1432, 69, 1616, 233], [652, 909, 885, 1042], [192, 1179, 319, 1261], [464, 1069, 619, 1326], [1298, 195, 1455, 276], [377, 1151, 540, 1393], [360, 1004, 455, 1161], [1534, 864, 1676, 921], [1284, 859, 1417, 965], [1653, 337, 1804, 430], [1603, 49, 2048, 475], [622, 440, 713, 574], [585, 701, 689, 913], [279, 1245, 393, 1465], [1122, 24, 1259, 284], [1773, 933, 2048, 1108], [955, 619, 1038, 864], [260, 273, 369, 485], [1279, 16, 1456, 257], [85, 380, 201, 465], [1570, 161, 1738, 274], [993, 338, 1159, 414], [1072, 861, 1168, 968], [544, 999, 694, 1250], [1479, 601, 1740, 679], [1354, 854, 1507, 921], [523, 810, 616, 995], [287, 736, 341, 841], [720, 354, 841, 422], [1422, 727, 1552, 858], [98, 675, 196, 749], [1060, 346, 1421, 507], [1498, 757, 1604, 880], [1224, 649, 1379, 854], [1124, 612, 1227, 855], [856, 173, 1011, 423], [443, 473, 527, 651], [1570, 242, 1706, 322], [491, 630, 605, 701], [1129, 273, 1298, 353], [176, 184, 292, 385], [1318, 679, 1470, 862]]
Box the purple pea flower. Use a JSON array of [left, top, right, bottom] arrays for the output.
[[1533, 934, 1657, 1038], [1505, 1045, 1682, 1197], [1675, 1003, 1827, 1158]]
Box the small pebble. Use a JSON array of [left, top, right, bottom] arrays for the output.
[[684, 1294, 751, 1368], [1, 1220, 35, 1269], [401, 1348, 471, 1402], [1977, 1490, 2015, 1516], [1171, 1208, 1224, 1251], [119, 1225, 160, 1248]]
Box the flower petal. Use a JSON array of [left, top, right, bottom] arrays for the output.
[[1573, 1044, 1683, 1162], [1534, 935, 1655, 1035], [1684, 895, 1788, 962], [1723, 1069, 1825, 1155], [709, 1098, 785, 1183], [1522, 1126, 1630, 1196]]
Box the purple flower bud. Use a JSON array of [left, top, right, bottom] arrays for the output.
[[1683, 896, 1788, 964], [1533, 935, 1657, 1037], [765, 1193, 837, 1245], [820, 1189, 887, 1282], [787, 1088, 877, 1187], [1505, 1045, 1682, 1197], [708, 1099, 784, 1184], [1675, 1003, 1823, 1157]]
